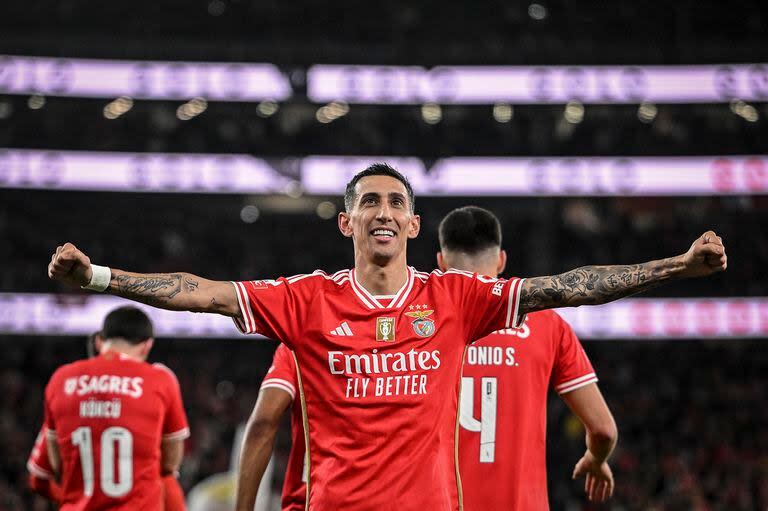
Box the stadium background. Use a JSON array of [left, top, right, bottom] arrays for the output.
[[1, 1, 767, 509]]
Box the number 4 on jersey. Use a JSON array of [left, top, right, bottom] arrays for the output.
[[459, 377, 498, 463]]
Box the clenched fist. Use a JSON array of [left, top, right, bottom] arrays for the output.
[[681, 231, 727, 279], [48, 243, 93, 287]]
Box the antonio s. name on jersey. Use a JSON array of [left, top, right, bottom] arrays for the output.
[[463, 318, 531, 368], [459, 310, 597, 511]]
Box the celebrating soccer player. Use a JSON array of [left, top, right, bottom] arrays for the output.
[[42, 306, 189, 510], [439, 206, 617, 508], [48, 164, 727, 510]]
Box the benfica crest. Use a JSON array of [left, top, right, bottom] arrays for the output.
[[405, 307, 436, 338]]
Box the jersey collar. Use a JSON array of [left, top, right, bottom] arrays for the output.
[[349, 266, 415, 310]]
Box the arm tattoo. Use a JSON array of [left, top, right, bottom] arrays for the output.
[[111, 273, 199, 308], [520, 257, 683, 313]]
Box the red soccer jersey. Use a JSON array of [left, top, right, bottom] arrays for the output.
[[27, 425, 61, 502], [232, 267, 525, 510], [259, 343, 306, 511], [44, 352, 190, 511], [459, 310, 597, 511]]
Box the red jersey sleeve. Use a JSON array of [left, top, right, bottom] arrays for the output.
[[447, 270, 526, 343], [43, 369, 60, 437], [155, 364, 191, 441], [27, 426, 55, 481], [231, 276, 319, 349], [550, 313, 598, 394], [260, 343, 297, 400]]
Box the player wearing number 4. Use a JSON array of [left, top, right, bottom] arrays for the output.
[[439, 206, 617, 509], [48, 164, 727, 510], [42, 306, 189, 510]]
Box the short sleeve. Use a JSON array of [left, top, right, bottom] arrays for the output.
[[231, 277, 313, 349], [158, 366, 190, 441], [27, 427, 55, 480], [452, 271, 526, 343], [550, 313, 598, 394], [260, 344, 297, 400]]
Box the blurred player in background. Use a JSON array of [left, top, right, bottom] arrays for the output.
[[438, 206, 617, 509], [236, 343, 304, 511], [47, 164, 727, 509], [43, 306, 189, 510]]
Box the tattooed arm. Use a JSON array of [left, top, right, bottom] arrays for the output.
[[48, 243, 240, 317], [519, 231, 728, 314]]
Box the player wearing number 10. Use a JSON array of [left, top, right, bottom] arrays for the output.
[[438, 207, 617, 509], [43, 306, 190, 510]]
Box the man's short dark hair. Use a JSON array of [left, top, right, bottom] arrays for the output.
[[101, 306, 154, 344], [438, 206, 502, 254], [344, 163, 415, 213]]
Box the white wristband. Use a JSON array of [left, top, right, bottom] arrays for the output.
[[82, 264, 111, 292]]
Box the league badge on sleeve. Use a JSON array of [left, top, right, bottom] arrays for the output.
[[406, 306, 436, 338]]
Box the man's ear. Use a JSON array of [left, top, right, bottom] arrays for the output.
[[141, 338, 154, 359], [407, 214, 421, 239], [436, 251, 449, 271], [338, 211, 353, 238], [94, 334, 104, 354], [497, 249, 508, 276]]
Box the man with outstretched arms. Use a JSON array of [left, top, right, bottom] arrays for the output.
[[236, 343, 305, 511], [48, 164, 727, 510], [439, 206, 617, 509], [43, 306, 189, 510]]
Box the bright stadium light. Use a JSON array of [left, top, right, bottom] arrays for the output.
[[315, 101, 349, 124], [637, 102, 658, 123], [239, 205, 260, 223], [103, 96, 134, 120], [176, 97, 207, 121], [730, 99, 759, 122], [421, 103, 442, 124], [27, 94, 46, 110], [493, 103, 513, 123], [564, 101, 584, 124], [316, 201, 337, 219], [316, 107, 332, 123], [284, 180, 303, 198], [257, 100, 279, 118], [528, 3, 547, 20]]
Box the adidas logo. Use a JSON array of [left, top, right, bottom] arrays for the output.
[[329, 321, 354, 336]]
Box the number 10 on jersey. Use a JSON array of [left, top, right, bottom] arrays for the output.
[[459, 377, 498, 463]]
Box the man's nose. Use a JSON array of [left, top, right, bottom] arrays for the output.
[[375, 202, 393, 220]]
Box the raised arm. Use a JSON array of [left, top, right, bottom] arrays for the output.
[[48, 242, 240, 316], [519, 231, 727, 314]]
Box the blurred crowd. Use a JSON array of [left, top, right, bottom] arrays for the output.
[[2, 0, 765, 64], [1, 189, 764, 297], [2, 100, 766, 157], [0, 336, 765, 511]]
